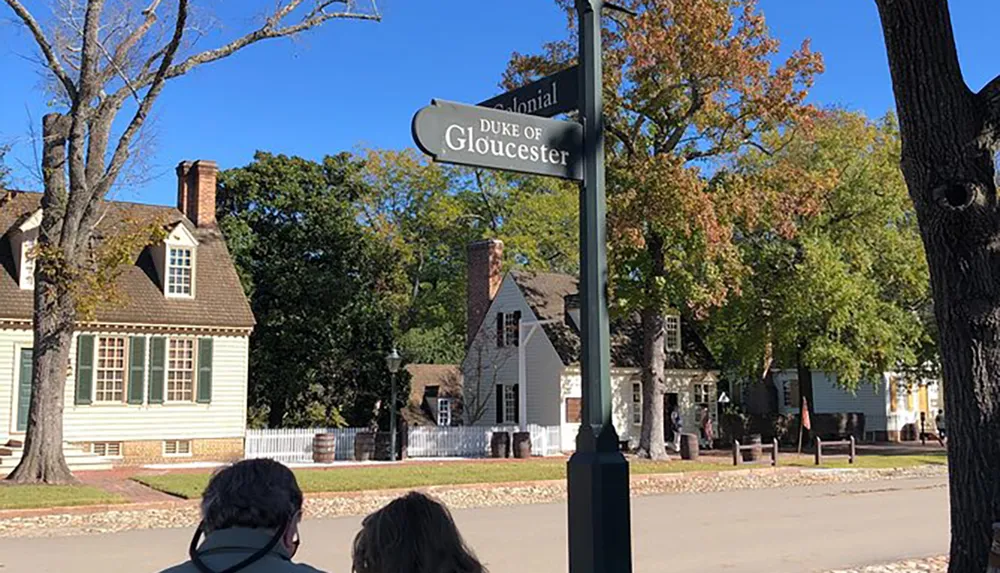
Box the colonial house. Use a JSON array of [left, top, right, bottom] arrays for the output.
[[739, 370, 942, 442], [0, 160, 255, 469], [403, 364, 463, 427], [461, 239, 719, 452]]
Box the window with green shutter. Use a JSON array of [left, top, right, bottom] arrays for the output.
[[149, 337, 166, 404], [197, 338, 213, 404], [75, 335, 94, 405], [128, 337, 146, 404]]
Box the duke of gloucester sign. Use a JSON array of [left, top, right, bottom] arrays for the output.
[[412, 100, 584, 181]]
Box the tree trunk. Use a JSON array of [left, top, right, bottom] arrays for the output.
[[8, 114, 76, 484], [7, 277, 76, 484], [637, 308, 668, 459], [874, 2, 1000, 571], [267, 398, 287, 428]]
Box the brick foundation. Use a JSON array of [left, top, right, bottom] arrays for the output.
[[77, 438, 244, 466]]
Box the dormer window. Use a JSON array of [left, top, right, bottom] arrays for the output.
[[14, 209, 42, 291], [20, 238, 37, 290], [168, 247, 193, 296], [155, 222, 198, 299], [665, 315, 681, 352]]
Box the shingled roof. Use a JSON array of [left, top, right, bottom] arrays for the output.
[[403, 364, 463, 426], [0, 190, 255, 329], [509, 270, 716, 370]]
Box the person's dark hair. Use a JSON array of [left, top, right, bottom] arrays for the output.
[[352, 491, 485, 573], [200, 459, 303, 533]]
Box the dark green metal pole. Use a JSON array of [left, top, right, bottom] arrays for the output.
[[567, 1, 633, 572], [390, 371, 397, 462]]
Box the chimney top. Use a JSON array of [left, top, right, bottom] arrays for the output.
[[177, 159, 218, 228]]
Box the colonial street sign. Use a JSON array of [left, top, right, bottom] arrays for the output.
[[412, 99, 583, 181], [478, 66, 580, 118]]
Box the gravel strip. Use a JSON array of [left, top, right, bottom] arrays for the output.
[[824, 555, 948, 573], [0, 465, 946, 539]]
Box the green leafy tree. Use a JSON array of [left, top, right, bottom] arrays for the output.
[[504, 0, 824, 459], [710, 111, 935, 409], [217, 152, 402, 428], [357, 149, 579, 364]]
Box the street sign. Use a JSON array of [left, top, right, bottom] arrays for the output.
[[718, 392, 731, 404], [478, 66, 580, 118], [412, 99, 583, 181]]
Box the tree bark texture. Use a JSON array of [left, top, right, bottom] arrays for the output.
[[638, 232, 669, 460], [8, 114, 76, 484], [875, 2, 1000, 571]]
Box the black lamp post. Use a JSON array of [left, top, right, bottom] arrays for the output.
[[385, 348, 402, 462], [567, 2, 633, 573]]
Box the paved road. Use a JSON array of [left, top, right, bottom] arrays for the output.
[[0, 476, 948, 573]]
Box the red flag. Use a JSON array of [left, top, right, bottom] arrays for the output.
[[801, 396, 811, 431]]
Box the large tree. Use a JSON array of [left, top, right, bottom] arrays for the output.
[[217, 152, 401, 429], [2, 0, 379, 483], [710, 111, 935, 406], [357, 149, 579, 365], [503, 0, 823, 458], [873, 2, 1000, 571]]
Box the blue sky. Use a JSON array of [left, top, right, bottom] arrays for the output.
[[2, 1, 999, 207]]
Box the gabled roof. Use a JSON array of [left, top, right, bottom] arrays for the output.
[[403, 364, 463, 425], [510, 270, 717, 370], [0, 190, 255, 329]]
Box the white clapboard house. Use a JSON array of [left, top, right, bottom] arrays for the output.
[[461, 240, 719, 452], [0, 160, 254, 470]]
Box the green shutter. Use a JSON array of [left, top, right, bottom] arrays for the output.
[[149, 337, 165, 404], [128, 337, 146, 405], [75, 335, 94, 405], [197, 338, 213, 404]]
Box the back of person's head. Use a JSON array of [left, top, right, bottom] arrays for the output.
[[352, 491, 485, 573], [200, 458, 304, 533]]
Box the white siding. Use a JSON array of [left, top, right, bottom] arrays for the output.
[[0, 329, 32, 441], [774, 370, 889, 431], [462, 275, 563, 427], [0, 328, 248, 442], [561, 367, 717, 451]]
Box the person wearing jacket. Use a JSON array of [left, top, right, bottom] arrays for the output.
[[160, 458, 322, 573]]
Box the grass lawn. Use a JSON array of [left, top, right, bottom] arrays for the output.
[[132, 452, 947, 500], [0, 484, 125, 510]]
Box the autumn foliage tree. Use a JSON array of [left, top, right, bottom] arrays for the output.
[[874, 2, 1000, 571], [2, 0, 379, 484], [505, 0, 823, 458]]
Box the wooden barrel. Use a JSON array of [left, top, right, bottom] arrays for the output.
[[680, 433, 699, 461], [313, 433, 336, 463], [742, 434, 763, 462], [490, 431, 511, 458], [512, 432, 532, 459], [354, 432, 375, 461]]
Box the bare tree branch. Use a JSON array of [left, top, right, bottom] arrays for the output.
[[128, 2, 380, 92], [3, 0, 78, 100]]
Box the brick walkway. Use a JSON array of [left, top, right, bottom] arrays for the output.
[[75, 468, 177, 503]]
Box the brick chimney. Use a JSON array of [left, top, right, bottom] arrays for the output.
[[176, 160, 218, 227], [467, 239, 504, 345]]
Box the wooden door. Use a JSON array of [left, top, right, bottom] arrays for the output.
[[16, 348, 33, 433]]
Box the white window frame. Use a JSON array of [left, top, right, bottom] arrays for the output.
[[19, 238, 37, 291], [437, 398, 452, 426], [503, 385, 516, 424], [694, 383, 712, 404], [92, 441, 123, 458], [665, 315, 681, 352], [94, 336, 128, 403], [166, 246, 195, 298], [631, 382, 642, 425], [166, 338, 197, 403], [163, 439, 192, 457], [504, 312, 520, 347]]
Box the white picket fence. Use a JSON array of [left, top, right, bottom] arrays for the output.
[[245, 427, 364, 463], [244, 425, 564, 463]]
